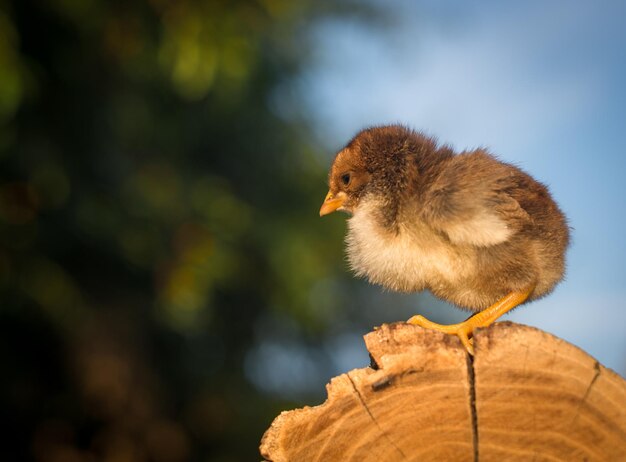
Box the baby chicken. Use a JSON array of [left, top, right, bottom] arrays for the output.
[[320, 125, 569, 354]]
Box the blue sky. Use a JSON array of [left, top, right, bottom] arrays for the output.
[[301, 0, 626, 374]]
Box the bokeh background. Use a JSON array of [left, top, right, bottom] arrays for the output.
[[1, 0, 624, 460]]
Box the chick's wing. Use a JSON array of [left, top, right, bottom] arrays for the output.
[[419, 150, 531, 247]]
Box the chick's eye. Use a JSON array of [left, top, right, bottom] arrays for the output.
[[341, 173, 351, 186]]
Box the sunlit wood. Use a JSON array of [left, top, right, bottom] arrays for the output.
[[260, 322, 626, 461]]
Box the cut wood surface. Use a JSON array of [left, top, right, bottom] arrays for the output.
[[260, 322, 626, 462]]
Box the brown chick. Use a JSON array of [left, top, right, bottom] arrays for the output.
[[320, 125, 569, 354]]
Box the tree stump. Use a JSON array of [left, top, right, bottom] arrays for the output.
[[260, 322, 626, 461]]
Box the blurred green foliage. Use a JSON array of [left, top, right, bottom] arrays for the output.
[[0, 0, 379, 460]]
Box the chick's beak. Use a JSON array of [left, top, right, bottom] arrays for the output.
[[319, 191, 346, 217]]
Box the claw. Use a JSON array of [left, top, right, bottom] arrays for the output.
[[407, 288, 533, 355]]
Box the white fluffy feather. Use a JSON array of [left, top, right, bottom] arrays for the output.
[[346, 198, 475, 292], [444, 211, 512, 246]]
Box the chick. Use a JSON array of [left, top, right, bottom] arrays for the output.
[[320, 125, 569, 354]]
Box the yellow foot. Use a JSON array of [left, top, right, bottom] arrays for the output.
[[407, 289, 533, 355], [407, 314, 477, 354]]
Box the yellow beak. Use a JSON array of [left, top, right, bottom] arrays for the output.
[[319, 191, 345, 217]]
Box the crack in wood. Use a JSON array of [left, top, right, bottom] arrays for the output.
[[569, 360, 602, 429], [369, 353, 380, 370], [466, 354, 479, 462], [583, 361, 602, 403], [371, 375, 393, 391], [347, 373, 407, 460]]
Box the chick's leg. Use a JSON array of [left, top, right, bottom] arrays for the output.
[[407, 288, 533, 355]]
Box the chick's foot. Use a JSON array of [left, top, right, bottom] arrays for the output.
[[407, 288, 533, 355]]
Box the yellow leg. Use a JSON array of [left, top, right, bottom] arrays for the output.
[[407, 288, 533, 355]]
